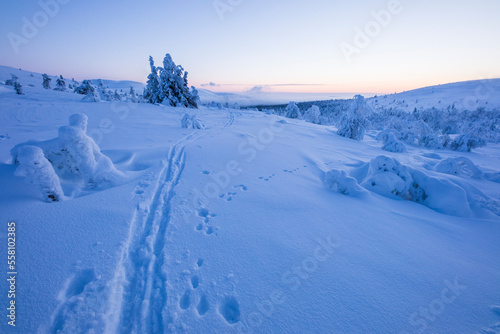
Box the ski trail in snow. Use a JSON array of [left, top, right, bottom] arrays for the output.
[[224, 110, 235, 128], [105, 132, 202, 334]]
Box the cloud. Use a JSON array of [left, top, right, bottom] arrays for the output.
[[201, 82, 220, 87], [246, 85, 272, 93]]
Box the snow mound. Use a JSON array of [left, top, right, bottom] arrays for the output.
[[434, 157, 483, 179], [361, 155, 472, 217], [14, 145, 64, 202], [11, 114, 124, 193], [377, 130, 407, 153], [323, 169, 366, 197], [326, 155, 498, 217], [181, 114, 205, 129]]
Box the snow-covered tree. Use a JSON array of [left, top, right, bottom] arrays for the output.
[[285, 102, 301, 119], [54, 75, 66, 91], [113, 90, 121, 101], [74, 80, 94, 95], [450, 134, 486, 152], [14, 81, 24, 95], [74, 80, 100, 102], [143, 56, 161, 104], [144, 53, 199, 108], [303, 105, 321, 124], [188, 86, 200, 108], [337, 95, 370, 140], [42, 74, 51, 89], [5, 74, 18, 86]]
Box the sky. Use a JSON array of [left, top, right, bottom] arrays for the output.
[[0, 0, 499, 94]]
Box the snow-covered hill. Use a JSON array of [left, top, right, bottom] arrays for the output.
[[368, 78, 500, 112], [0, 67, 500, 333]]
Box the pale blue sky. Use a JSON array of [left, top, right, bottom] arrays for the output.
[[1, 0, 499, 93]]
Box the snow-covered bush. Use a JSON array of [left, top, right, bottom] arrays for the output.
[[360, 155, 472, 217], [74, 80, 96, 95], [337, 95, 370, 140], [54, 75, 66, 91], [382, 133, 407, 153], [434, 157, 483, 179], [14, 145, 64, 202], [376, 129, 407, 153], [284, 102, 301, 119], [42, 74, 51, 89], [324, 169, 366, 197], [419, 133, 443, 149], [303, 105, 321, 124], [450, 134, 486, 152], [74, 80, 100, 102], [11, 114, 123, 191], [5, 74, 18, 86], [361, 156, 413, 199], [181, 114, 205, 129], [14, 81, 23, 95]]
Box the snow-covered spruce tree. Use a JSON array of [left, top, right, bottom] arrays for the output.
[[154, 53, 198, 108], [14, 145, 64, 202], [113, 90, 122, 101], [143, 56, 162, 104], [8, 73, 23, 94], [5, 74, 18, 86], [42, 74, 52, 89], [337, 95, 370, 140], [285, 102, 301, 119], [54, 75, 66, 91], [74, 80, 94, 94], [303, 105, 321, 124], [188, 86, 200, 108]]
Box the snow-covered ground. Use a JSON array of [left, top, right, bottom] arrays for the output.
[[1, 67, 500, 334]]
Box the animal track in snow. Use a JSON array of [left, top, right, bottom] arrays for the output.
[[218, 296, 241, 324], [258, 174, 275, 181], [194, 207, 217, 235], [219, 184, 248, 201], [179, 290, 191, 310], [197, 295, 210, 316], [191, 275, 200, 289]]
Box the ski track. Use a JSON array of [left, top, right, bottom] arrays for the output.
[[224, 110, 235, 128], [105, 131, 201, 334]]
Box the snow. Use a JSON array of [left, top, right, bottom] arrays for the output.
[[0, 66, 499, 333]]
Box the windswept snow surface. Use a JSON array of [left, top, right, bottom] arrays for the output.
[[0, 69, 500, 333]]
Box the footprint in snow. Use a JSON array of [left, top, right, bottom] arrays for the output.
[[218, 296, 241, 324], [133, 179, 151, 198], [194, 207, 217, 236], [219, 185, 248, 200], [258, 174, 275, 181]]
